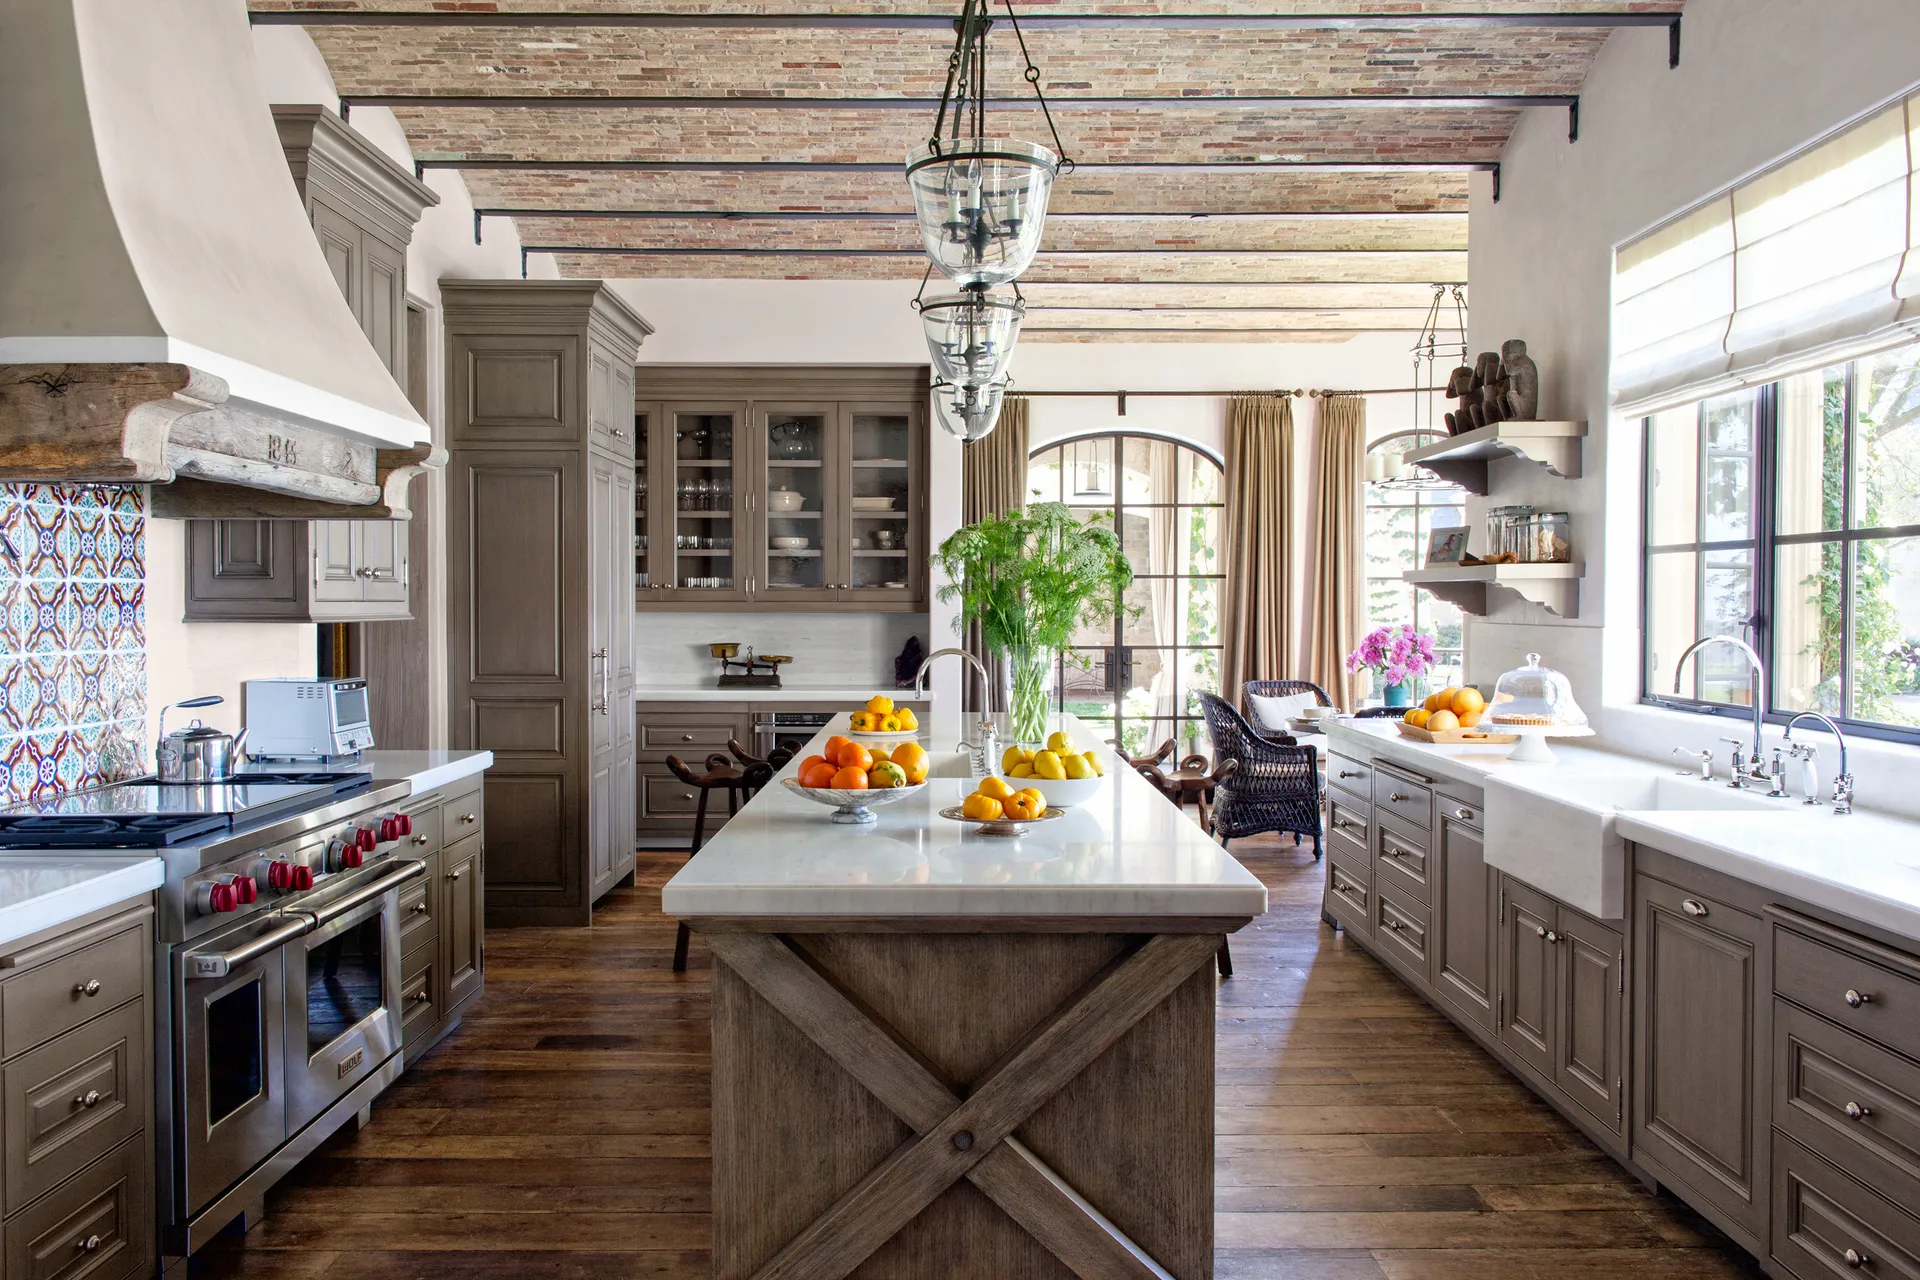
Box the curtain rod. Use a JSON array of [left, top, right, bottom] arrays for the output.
[[1010, 387, 1423, 398]]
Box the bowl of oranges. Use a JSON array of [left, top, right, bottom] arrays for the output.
[[847, 695, 920, 739], [783, 735, 931, 824], [1397, 686, 1516, 743], [996, 730, 1105, 808], [941, 775, 1064, 837]]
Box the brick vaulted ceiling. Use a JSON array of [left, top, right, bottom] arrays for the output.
[[248, 1, 1683, 342]]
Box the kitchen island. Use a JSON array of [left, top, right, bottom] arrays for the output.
[[664, 712, 1265, 1280]]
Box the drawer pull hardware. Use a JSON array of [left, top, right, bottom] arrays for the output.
[[73, 1090, 102, 1109], [1845, 1101, 1871, 1120], [1333, 817, 1355, 830], [1455, 807, 1474, 820], [1844, 1248, 1868, 1269], [1536, 925, 1548, 938], [409, 901, 429, 915], [447, 869, 465, 881], [1545, 930, 1560, 944], [1388, 792, 1411, 802], [412, 834, 429, 845], [74, 978, 102, 997], [1680, 899, 1709, 917], [1338, 769, 1363, 779], [1846, 989, 1873, 1008], [682, 734, 695, 742], [77, 1235, 102, 1254], [459, 813, 477, 823], [411, 988, 431, 1003]]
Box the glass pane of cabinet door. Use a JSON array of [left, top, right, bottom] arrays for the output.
[[634, 401, 658, 599], [661, 403, 748, 601], [840, 402, 922, 605], [757, 404, 833, 600]]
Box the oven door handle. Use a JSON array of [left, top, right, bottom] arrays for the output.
[[305, 860, 426, 930], [189, 917, 312, 980]]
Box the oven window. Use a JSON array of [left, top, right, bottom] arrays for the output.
[[307, 919, 384, 1055], [332, 683, 368, 727], [207, 980, 265, 1125]]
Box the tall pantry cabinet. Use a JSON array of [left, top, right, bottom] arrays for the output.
[[442, 281, 652, 926]]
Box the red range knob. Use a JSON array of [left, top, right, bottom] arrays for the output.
[[397, 814, 413, 836], [342, 846, 364, 869], [357, 828, 377, 852], [292, 865, 314, 891], [233, 876, 258, 905], [268, 862, 294, 890], [380, 817, 399, 842], [210, 883, 237, 913]]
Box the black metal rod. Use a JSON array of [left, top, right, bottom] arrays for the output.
[[1006, 387, 1430, 397], [1022, 326, 1426, 334], [1025, 304, 1442, 312], [251, 11, 1684, 31], [523, 245, 1465, 257], [341, 92, 1575, 111], [420, 158, 1498, 173], [476, 207, 1464, 221]]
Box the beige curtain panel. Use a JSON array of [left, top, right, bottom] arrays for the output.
[[957, 396, 1031, 711], [1221, 394, 1295, 706], [1309, 395, 1368, 708]]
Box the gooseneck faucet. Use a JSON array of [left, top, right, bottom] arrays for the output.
[[913, 647, 1000, 776], [1671, 635, 1769, 789], [1783, 711, 1852, 814]]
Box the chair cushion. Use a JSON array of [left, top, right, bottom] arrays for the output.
[[1247, 691, 1317, 732]]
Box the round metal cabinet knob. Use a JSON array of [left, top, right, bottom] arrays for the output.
[[73, 1090, 101, 1109], [1846, 989, 1872, 1008], [74, 979, 102, 998], [1681, 899, 1709, 917], [1844, 1248, 1868, 1268], [1846, 1101, 1872, 1120], [77, 1235, 102, 1254]]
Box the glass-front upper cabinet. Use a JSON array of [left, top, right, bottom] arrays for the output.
[[634, 401, 657, 593], [641, 403, 750, 603], [838, 402, 923, 606], [757, 404, 833, 601]]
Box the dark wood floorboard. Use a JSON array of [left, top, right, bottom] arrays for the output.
[[192, 835, 1764, 1279]]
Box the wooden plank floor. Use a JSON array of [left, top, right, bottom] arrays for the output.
[[193, 836, 1763, 1280]]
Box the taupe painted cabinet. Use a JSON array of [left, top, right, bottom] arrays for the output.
[[634, 366, 929, 613], [444, 281, 651, 927], [184, 106, 434, 625], [397, 773, 487, 1055], [0, 897, 156, 1280]]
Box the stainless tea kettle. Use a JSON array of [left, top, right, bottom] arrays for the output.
[[157, 696, 250, 783]]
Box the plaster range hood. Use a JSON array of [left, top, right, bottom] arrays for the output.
[[0, 0, 437, 517]]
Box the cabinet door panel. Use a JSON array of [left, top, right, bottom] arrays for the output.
[[184, 520, 307, 620], [1498, 877, 1556, 1082], [1556, 912, 1624, 1133], [311, 520, 361, 603], [838, 402, 925, 607], [357, 520, 409, 608], [361, 235, 406, 377], [1434, 815, 1494, 1029], [657, 403, 750, 603], [1634, 871, 1764, 1242], [442, 832, 485, 1012]]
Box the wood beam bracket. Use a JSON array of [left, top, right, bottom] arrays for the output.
[[1568, 97, 1579, 144], [1492, 163, 1502, 203], [1670, 17, 1683, 69]]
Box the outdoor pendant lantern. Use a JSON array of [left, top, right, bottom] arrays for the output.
[[932, 380, 1007, 442], [905, 0, 1072, 287], [920, 288, 1026, 387]]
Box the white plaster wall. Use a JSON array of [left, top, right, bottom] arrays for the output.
[[1467, 0, 1920, 815]]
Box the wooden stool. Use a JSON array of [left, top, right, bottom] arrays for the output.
[[726, 739, 790, 799], [664, 752, 764, 972]]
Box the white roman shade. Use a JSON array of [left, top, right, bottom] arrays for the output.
[[1613, 89, 1920, 415]]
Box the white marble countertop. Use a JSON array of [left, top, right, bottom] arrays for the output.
[[0, 857, 164, 951], [245, 750, 494, 796], [1327, 719, 1920, 943], [634, 685, 934, 704], [663, 713, 1267, 918]]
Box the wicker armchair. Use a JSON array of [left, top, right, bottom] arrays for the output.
[[1198, 692, 1323, 857], [1240, 679, 1334, 740]]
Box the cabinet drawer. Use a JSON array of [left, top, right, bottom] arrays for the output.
[[1773, 1132, 1920, 1280], [1326, 793, 1369, 846], [400, 949, 441, 1048], [399, 851, 439, 956], [638, 718, 742, 755], [1372, 766, 1432, 830], [1325, 843, 1370, 940], [4, 1000, 146, 1217], [4, 1134, 153, 1280], [1, 924, 146, 1061], [1375, 818, 1432, 906], [1435, 793, 1483, 829], [1327, 754, 1371, 801], [1775, 918, 1920, 1065], [400, 799, 444, 859], [443, 797, 484, 845], [1375, 882, 1431, 975], [1775, 999, 1920, 1209]]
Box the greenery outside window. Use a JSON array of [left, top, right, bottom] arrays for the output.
[[1365, 452, 1466, 692], [1644, 342, 1920, 738]]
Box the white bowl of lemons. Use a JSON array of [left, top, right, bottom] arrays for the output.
[[996, 731, 1106, 807]]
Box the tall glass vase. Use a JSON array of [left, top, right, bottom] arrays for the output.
[[1002, 644, 1058, 746]]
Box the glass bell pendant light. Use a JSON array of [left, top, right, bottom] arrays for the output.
[[920, 287, 1025, 387], [907, 140, 1058, 287], [932, 380, 1007, 442]]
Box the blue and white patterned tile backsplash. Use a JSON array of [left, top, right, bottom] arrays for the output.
[[0, 484, 145, 802]]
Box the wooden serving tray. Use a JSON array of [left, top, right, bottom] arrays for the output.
[[1395, 722, 1520, 745]]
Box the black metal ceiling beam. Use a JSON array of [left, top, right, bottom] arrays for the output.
[[524, 246, 1464, 257], [345, 92, 1570, 111], [1026, 305, 1440, 313], [1021, 327, 1425, 333], [251, 10, 1678, 31], [422, 158, 1496, 174], [475, 207, 1462, 222]]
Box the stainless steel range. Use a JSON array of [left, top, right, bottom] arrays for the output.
[[0, 771, 428, 1265]]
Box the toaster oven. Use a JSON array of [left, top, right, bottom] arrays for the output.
[[242, 678, 375, 759]]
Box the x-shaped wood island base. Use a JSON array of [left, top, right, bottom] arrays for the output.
[[703, 928, 1231, 1280]]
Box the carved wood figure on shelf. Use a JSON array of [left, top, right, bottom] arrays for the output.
[[1472, 352, 1507, 429], [1444, 365, 1476, 434], [1502, 339, 1540, 421]]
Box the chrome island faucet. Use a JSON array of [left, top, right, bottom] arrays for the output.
[[913, 647, 1000, 776], [1670, 635, 1770, 790], [1783, 711, 1853, 814]]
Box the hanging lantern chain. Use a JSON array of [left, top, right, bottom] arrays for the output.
[[998, 0, 1073, 173]]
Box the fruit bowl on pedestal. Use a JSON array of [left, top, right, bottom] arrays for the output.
[[989, 773, 1103, 808], [781, 777, 926, 824]]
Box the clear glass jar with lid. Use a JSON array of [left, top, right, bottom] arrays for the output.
[[1489, 652, 1588, 727]]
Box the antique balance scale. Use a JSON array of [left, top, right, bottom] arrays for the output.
[[710, 642, 792, 689]]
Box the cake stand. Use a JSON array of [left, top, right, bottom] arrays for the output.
[[1499, 724, 1594, 763]]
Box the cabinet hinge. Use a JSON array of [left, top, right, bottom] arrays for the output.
[[1496, 993, 1504, 1030], [1618, 952, 1624, 994]]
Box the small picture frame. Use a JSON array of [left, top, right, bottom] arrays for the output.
[[1424, 526, 1470, 567]]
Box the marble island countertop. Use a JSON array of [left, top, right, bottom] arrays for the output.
[[634, 684, 934, 704], [0, 857, 164, 951], [1327, 719, 1920, 944], [663, 713, 1267, 918]]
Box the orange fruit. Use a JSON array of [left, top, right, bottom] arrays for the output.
[[1457, 707, 1483, 729], [798, 754, 828, 777], [834, 741, 874, 771], [830, 766, 870, 790], [1426, 709, 1460, 733], [800, 762, 839, 789], [1451, 687, 1486, 717], [889, 742, 929, 784], [962, 792, 1004, 821], [823, 735, 853, 759]]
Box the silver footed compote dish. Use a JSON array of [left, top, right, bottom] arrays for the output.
[[938, 805, 1066, 838], [781, 777, 927, 825]]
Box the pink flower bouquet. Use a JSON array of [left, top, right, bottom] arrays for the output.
[[1345, 624, 1439, 688]]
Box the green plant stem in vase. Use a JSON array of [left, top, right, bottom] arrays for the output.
[[933, 503, 1134, 747]]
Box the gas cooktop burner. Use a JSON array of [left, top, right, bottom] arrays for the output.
[[0, 813, 231, 849]]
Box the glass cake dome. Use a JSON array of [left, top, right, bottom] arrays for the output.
[[1489, 653, 1588, 728]]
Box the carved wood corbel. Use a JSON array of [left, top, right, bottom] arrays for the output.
[[148, 443, 445, 521], [0, 363, 220, 482]]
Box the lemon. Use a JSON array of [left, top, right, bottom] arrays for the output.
[[1045, 730, 1075, 754], [866, 695, 894, 714], [1404, 708, 1431, 728], [1009, 763, 1035, 778], [1033, 750, 1067, 781], [1002, 746, 1034, 774], [978, 776, 1015, 801], [1082, 750, 1104, 777], [1063, 753, 1094, 780]]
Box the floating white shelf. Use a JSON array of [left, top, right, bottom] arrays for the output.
[[1404, 562, 1584, 619], [1400, 421, 1586, 494]]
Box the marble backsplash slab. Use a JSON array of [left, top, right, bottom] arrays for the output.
[[0, 485, 146, 802]]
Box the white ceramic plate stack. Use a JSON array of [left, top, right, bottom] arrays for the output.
[[851, 497, 896, 513], [769, 536, 810, 551]]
